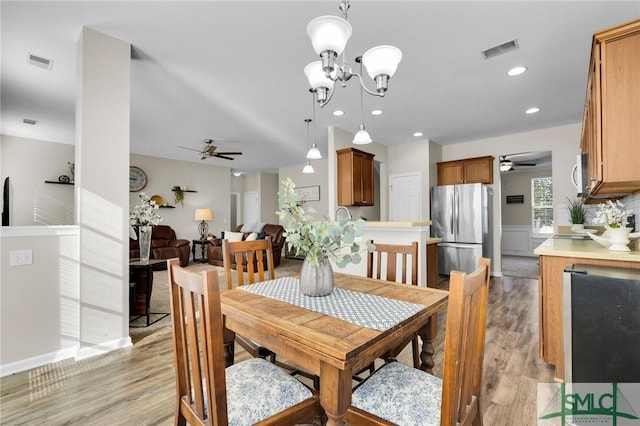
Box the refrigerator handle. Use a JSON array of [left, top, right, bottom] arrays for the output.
[[455, 189, 460, 234], [450, 192, 454, 231]]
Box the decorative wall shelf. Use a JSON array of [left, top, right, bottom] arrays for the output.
[[45, 180, 74, 185], [171, 188, 197, 193], [159, 205, 176, 209]]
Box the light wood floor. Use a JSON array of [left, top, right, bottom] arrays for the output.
[[0, 271, 554, 425]]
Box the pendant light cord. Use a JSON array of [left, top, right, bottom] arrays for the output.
[[311, 91, 317, 146]]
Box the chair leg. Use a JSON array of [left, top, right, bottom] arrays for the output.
[[412, 334, 420, 369]]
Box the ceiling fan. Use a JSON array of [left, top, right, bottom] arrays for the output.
[[179, 139, 242, 160], [499, 155, 537, 172]]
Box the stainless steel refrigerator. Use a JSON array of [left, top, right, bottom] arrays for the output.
[[430, 183, 493, 275]]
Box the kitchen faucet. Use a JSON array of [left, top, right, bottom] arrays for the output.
[[335, 206, 352, 221]]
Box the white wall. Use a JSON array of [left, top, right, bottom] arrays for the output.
[[279, 159, 330, 219], [259, 172, 279, 224], [129, 154, 231, 238], [1, 135, 75, 226]]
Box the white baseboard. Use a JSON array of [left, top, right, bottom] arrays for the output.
[[0, 347, 78, 378], [75, 337, 132, 361]]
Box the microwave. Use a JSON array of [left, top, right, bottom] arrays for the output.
[[571, 153, 588, 197]]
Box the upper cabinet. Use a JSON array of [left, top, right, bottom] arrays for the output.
[[437, 156, 494, 185], [337, 148, 375, 206], [581, 19, 640, 197]]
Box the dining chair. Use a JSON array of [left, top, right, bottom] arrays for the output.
[[167, 258, 320, 426], [346, 257, 491, 426], [222, 237, 277, 362], [367, 240, 421, 369]]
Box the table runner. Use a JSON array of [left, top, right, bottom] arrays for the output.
[[239, 276, 424, 331]]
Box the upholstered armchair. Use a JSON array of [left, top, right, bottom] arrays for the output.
[[129, 225, 190, 268]]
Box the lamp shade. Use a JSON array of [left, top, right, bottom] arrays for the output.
[[307, 16, 352, 56], [302, 161, 315, 174], [304, 61, 336, 91], [352, 127, 372, 145], [306, 145, 322, 160], [194, 208, 213, 221], [362, 45, 402, 79]]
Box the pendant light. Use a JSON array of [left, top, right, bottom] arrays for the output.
[[302, 119, 315, 174], [306, 92, 322, 159], [353, 60, 372, 145]]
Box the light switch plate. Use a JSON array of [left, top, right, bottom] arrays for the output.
[[9, 249, 33, 266]]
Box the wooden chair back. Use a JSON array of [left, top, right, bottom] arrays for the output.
[[367, 240, 419, 285], [441, 257, 491, 425], [222, 237, 276, 289], [167, 257, 227, 426]]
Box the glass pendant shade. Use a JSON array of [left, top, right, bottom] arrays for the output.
[[303, 161, 315, 174], [304, 61, 336, 91], [362, 45, 403, 79], [307, 16, 352, 56], [306, 145, 322, 160], [352, 125, 372, 145]]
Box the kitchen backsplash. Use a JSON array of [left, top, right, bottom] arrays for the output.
[[558, 193, 640, 230]]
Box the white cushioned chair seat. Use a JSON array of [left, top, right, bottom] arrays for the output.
[[226, 358, 313, 425], [351, 361, 442, 426]]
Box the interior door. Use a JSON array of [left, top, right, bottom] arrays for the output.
[[243, 191, 258, 227], [389, 173, 421, 221]]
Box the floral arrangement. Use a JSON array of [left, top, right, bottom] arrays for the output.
[[276, 178, 367, 267], [594, 200, 628, 229], [129, 192, 162, 228]]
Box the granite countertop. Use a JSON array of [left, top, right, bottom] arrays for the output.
[[534, 236, 640, 262]]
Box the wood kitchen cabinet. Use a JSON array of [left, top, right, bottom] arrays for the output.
[[580, 19, 640, 197], [337, 148, 375, 206], [437, 155, 494, 185]]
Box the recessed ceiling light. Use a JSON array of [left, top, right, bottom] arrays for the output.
[[370, 109, 383, 116], [507, 66, 527, 77], [525, 107, 540, 114], [22, 118, 38, 125], [333, 110, 344, 116], [413, 132, 423, 137]]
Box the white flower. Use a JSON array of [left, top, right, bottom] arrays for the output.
[[594, 200, 628, 229], [129, 192, 162, 228]]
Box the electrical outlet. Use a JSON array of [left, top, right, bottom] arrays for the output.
[[9, 249, 33, 266]]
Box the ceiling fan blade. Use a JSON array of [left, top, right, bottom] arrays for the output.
[[215, 152, 242, 155], [179, 146, 202, 153], [513, 162, 537, 166], [214, 154, 236, 160]]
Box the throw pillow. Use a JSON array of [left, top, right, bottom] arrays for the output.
[[245, 232, 258, 241], [225, 231, 244, 242]]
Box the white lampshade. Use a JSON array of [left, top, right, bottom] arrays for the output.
[[194, 208, 213, 221], [306, 145, 322, 160], [352, 127, 372, 145], [500, 161, 513, 172], [304, 61, 336, 91], [362, 45, 403, 79], [302, 161, 315, 174], [307, 16, 352, 56]]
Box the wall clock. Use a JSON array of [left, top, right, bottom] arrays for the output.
[[129, 166, 147, 192]]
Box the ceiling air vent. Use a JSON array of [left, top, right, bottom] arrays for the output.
[[26, 53, 54, 70], [23, 118, 38, 125], [481, 39, 519, 60]]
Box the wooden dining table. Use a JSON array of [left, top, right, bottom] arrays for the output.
[[220, 272, 449, 425]]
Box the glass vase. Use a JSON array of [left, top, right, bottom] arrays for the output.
[[299, 257, 335, 297], [139, 225, 152, 262]]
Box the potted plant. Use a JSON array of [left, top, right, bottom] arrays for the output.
[[276, 178, 369, 296], [566, 198, 587, 231], [129, 192, 162, 262], [172, 185, 185, 207]]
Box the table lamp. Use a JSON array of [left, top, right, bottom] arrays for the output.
[[195, 208, 213, 240]]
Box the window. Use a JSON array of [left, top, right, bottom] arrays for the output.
[[532, 177, 553, 234]]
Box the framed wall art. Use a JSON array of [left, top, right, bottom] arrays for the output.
[[294, 185, 320, 202]]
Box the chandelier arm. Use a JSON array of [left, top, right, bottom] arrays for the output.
[[351, 72, 385, 98], [318, 85, 335, 108]]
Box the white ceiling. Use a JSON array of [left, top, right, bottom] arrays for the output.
[[2, 1, 639, 173]]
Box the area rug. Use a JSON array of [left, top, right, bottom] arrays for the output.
[[501, 255, 539, 279]]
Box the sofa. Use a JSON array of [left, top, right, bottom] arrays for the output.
[[207, 224, 286, 268], [130, 225, 190, 268]]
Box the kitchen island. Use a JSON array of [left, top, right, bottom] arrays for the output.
[[534, 236, 640, 381], [332, 221, 441, 287]]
